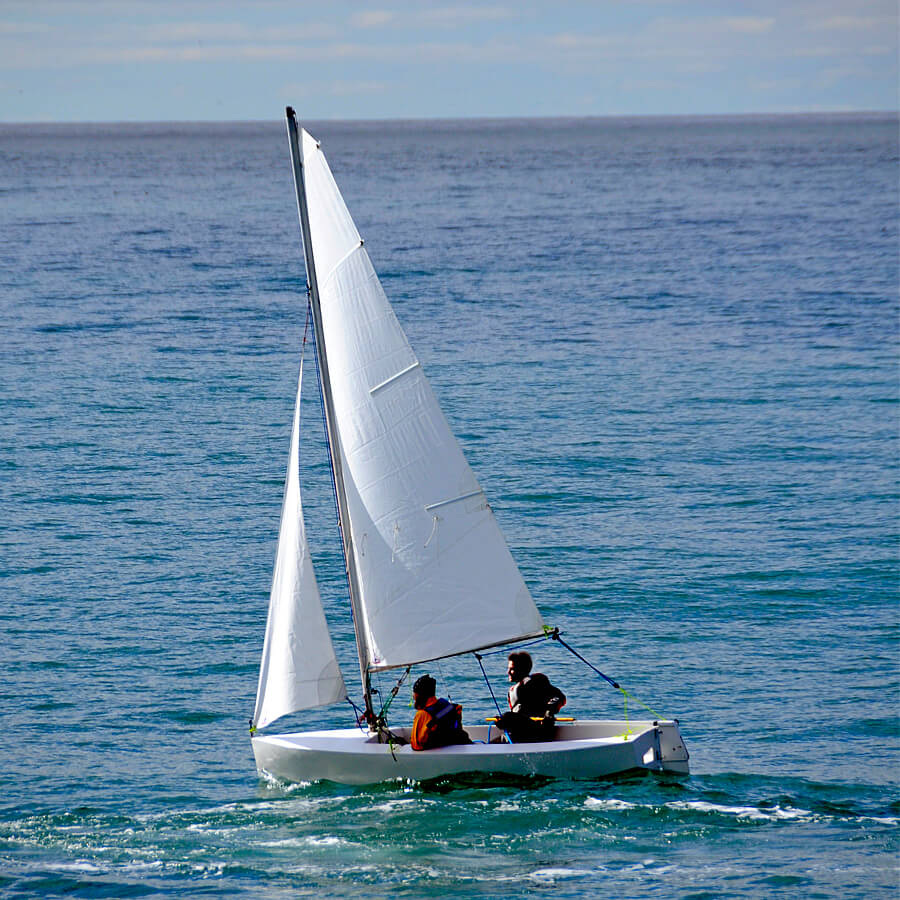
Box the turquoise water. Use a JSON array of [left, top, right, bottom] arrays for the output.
[[1, 115, 898, 897]]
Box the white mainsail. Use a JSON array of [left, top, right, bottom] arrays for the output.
[[253, 361, 347, 729], [298, 129, 545, 671]]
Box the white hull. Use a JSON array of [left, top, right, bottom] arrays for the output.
[[252, 719, 689, 785]]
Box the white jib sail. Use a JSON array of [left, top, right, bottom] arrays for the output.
[[299, 129, 545, 670], [254, 359, 347, 729]]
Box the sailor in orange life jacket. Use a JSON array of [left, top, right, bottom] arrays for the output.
[[495, 650, 566, 743], [410, 674, 471, 751]]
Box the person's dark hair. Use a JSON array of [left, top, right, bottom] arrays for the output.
[[413, 674, 436, 697], [507, 651, 533, 676]]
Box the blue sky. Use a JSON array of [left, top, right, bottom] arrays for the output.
[[1, 1, 897, 122]]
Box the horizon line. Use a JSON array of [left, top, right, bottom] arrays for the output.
[[0, 109, 897, 127]]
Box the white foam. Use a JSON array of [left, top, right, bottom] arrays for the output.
[[259, 835, 347, 848], [365, 798, 421, 813], [121, 860, 164, 874], [529, 867, 594, 882], [667, 800, 811, 821], [585, 797, 637, 810], [857, 815, 899, 825], [55, 861, 104, 874], [494, 800, 522, 812], [304, 835, 346, 847]]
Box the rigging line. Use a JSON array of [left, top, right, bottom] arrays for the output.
[[369, 668, 408, 751], [302, 294, 312, 348], [475, 634, 551, 657], [376, 666, 411, 722], [310, 300, 341, 527], [289, 110, 372, 722], [619, 687, 663, 721], [346, 697, 368, 733], [473, 652, 504, 717], [548, 629, 620, 689], [548, 631, 665, 719], [436, 658, 447, 699], [619, 690, 633, 740], [310, 293, 376, 716]]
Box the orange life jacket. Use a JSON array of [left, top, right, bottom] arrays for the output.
[[411, 697, 469, 750]]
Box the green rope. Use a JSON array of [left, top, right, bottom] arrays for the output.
[[376, 666, 411, 725]]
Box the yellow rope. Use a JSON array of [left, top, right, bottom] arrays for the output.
[[617, 687, 666, 739], [623, 688, 663, 719], [619, 688, 633, 740]]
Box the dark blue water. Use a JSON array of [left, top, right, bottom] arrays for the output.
[[1, 115, 897, 897]]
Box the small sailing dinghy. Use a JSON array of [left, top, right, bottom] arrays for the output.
[[250, 108, 689, 785]]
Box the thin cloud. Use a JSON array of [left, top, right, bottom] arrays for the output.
[[96, 21, 338, 44], [552, 14, 775, 56], [3, 35, 528, 70], [722, 17, 775, 35], [814, 15, 892, 31], [0, 22, 50, 35], [551, 33, 617, 51], [350, 5, 513, 29], [413, 6, 513, 26], [328, 80, 389, 95], [648, 15, 775, 42], [789, 42, 894, 59], [93, 44, 304, 63], [280, 78, 388, 98], [351, 11, 395, 28]]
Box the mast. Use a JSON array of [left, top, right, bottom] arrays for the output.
[[285, 107, 375, 725]]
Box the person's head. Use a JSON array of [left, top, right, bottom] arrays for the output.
[[507, 651, 533, 682], [412, 674, 436, 709]]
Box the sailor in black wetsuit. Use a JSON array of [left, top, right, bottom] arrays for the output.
[[496, 651, 566, 743]]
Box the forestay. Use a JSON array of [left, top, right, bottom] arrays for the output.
[[253, 361, 347, 729], [299, 130, 545, 671]]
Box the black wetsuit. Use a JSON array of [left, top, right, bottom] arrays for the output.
[[497, 674, 566, 743]]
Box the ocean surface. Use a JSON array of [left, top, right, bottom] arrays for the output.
[[1, 114, 897, 898]]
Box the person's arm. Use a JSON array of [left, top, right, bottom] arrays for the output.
[[545, 685, 566, 715]]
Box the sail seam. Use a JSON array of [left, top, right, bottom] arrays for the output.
[[424, 489, 483, 512], [319, 240, 365, 290], [370, 361, 421, 395]]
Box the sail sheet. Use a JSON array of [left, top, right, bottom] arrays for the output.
[[299, 129, 545, 671], [254, 359, 347, 728]]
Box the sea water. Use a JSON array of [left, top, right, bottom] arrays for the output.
[[1, 115, 897, 897]]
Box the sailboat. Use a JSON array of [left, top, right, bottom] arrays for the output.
[[250, 108, 689, 785]]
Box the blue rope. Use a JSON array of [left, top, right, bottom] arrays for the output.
[[549, 630, 620, 689], [476, 635, 550, 657], [346, 697, 368, 733], [473, 652, 503, 717]]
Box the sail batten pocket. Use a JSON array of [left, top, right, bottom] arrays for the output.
[[369, 361, 421, 395], [424, 489, 483, 512]]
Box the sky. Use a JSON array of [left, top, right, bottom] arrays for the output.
[[1, 1, 897, 122]]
